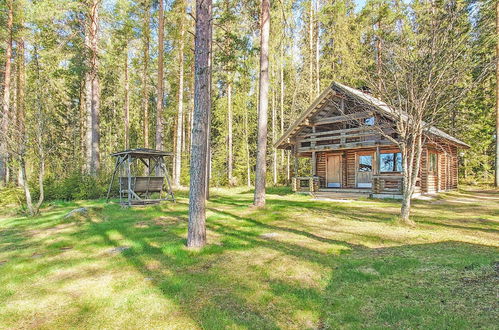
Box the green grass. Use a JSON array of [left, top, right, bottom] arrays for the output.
[[0, 187, 497, 329]]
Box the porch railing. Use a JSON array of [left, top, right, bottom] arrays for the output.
[[291, 176, 320, 192], [372, 175, 404, 195]]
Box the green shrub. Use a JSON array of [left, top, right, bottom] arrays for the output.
[[0, 187, 24, 209], [30, 172, 114, 201]]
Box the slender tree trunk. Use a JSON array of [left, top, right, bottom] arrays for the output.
[[174, 6, 185, 187], [187, 58, 195, 153], [280, 44, 285, 167], [124, 46, 130, 149], [85, 0, 101, 175], [495, 0, 499, 187], [142, 0, 150, 148], [272, 90, 277, 185], [155, 0, 165, 150], [187, 0, 212, 248], [376, 20, 383, 91], [399, 133, 421, 226], [315, 0, 320, 96], [0, 0, 13, 186], [227, 82, 233, 185], [244, 104, 250, 187], [16, 39, 25, 186], [205, 18, 213, 200], [254, 0, 270, 207], [308, 0, 313, 102]]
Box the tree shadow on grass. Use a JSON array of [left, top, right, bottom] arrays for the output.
[[319, 241, 499, 329]]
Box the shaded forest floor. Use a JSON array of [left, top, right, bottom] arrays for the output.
[[0, 187, 498, 329]]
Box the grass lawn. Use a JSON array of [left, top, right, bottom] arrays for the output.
[[0, 187, 498, 329]]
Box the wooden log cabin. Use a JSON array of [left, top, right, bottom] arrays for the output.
[[275, 82, 469, 198]]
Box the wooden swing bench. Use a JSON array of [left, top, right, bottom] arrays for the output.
[[119, 176, 165, 205]]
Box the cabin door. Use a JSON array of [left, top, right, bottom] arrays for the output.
[[326, 155, 342, 188], [356, 152, 374, 188]]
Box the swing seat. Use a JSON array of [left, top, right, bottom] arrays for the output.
[[119, 176, 164, 193]]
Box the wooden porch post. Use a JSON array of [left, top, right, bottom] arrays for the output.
[[375, 146, 380, 175], [312, 151, 316, 176], [311, 125, 316, 176], [293, 145, 298, 177]]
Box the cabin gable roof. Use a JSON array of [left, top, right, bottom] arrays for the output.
[[275, 82, 469, 149]]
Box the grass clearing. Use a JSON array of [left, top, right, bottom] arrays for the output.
[[0, 187, 498, 329]]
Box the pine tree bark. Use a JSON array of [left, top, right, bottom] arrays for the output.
[[142, 0, 150, 148], [0, 0, 13, 186], [227, 82, 233, 185], [85, 0, 101, 175], [187, 0, 212, 248], [174, 4, 185, 187], [495, 0, 499, 187], [205, 19, 213, 200], [155, 0, 165, 150], [254, 0, 270, 207], [124, 46, 130, 149]]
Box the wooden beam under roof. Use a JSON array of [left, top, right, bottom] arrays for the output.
[[312, 111, 373, 125]]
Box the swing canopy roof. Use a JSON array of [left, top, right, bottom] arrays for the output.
[[110, 148, 173, 158]]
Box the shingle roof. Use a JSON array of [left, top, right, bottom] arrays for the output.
[[275, 82, 470, 149]]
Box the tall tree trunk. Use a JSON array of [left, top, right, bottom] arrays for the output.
[[495, 0, 499, 187], [155, 0, 165, 150], [142, 0, 150, 148], [227, 82, 233, 185], [187, 58, 195, 153], [254, 0, 270, 207], [308, 0, 313, 102], [16, 38, 25, 186], [0, 0, 13, 186], [187, 0, 212, 248], [272, 89, 277, 185], [280, 44, 284, 167], [205, 19, 213, 200], [174, 5, 185, 187], [244, 103, 250, 187], [85, 0, 101, 175], [124, 46, 130, 149], [315, 0, 320, 96]]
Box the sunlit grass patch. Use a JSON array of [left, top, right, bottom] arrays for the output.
[[0, 187, 497, 328]]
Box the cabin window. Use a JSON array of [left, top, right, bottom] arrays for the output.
[[380, 152, 402, 172], [364, 117, 375, 126], [429, 153, 438, 172], [358, 155, 373, 172]]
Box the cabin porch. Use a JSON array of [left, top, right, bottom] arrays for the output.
[[291, 146, 413, 198]]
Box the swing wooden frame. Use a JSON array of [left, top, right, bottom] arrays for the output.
[[106, 148, 175, 206]]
